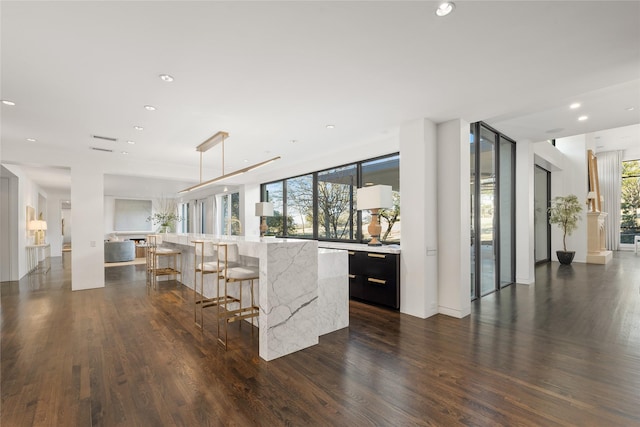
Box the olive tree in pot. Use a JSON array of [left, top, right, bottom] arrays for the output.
[[548, 194, 583, 265]]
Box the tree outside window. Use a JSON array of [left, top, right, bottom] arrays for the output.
[[621, 160, 640, 244]]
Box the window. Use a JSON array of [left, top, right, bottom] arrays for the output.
[[217, 192, 241, 236], [621, 159, 640, 244], [286, 174, 314, 238], [261, 153, 399, 243], [177, 202, 189, 233]]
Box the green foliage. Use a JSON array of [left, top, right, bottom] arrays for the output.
[[621, 160, 640, 233], [379, 191, 401, 241], [266, 211, 295, 236], [548, 194, 583, 252]]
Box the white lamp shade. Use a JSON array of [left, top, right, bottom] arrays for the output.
[[357, 185, 393, 210], [255, 201, 274, 217], [587, 191, 596, 200], [29, 220, 47, 231], [40, 220, 47, 231]]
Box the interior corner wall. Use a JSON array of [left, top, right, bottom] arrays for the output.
[[399, 118, 438, 319], [2, 163, 44, 279], [71, 166, 105, 290], [553, 135, 590, 263], [436, 119, 471, 318]]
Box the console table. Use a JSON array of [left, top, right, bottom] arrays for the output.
[[26, 243, 51, 274]]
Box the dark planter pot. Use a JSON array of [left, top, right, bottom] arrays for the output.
[[557, 251, 576, 265]]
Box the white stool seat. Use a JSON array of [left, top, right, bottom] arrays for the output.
[[197, 261, 227, 272], [224, 266, 259, 280]]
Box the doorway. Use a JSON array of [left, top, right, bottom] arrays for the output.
[[534, 165, 551, 263]]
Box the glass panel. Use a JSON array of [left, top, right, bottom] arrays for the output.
[[317, 164, 357, 240], [621, 160, 640, 245], [264, 181, 284, 236], [230, 192, 240, 235], [286, 175, 314, 238], [479, 127, 496, 296], [499, 136, 514, 286], [361, 155, 400, 243], [534, 166, 550, 262], [220, 195, 229, 236], [470, 127, 476, 299]]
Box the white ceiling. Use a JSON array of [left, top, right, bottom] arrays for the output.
[[1, 1, 639, 195]]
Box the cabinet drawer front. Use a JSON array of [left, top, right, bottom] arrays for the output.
[[365, 278, 399, 309], [349, 274, 364, 300]]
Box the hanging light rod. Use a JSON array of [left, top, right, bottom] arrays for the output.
[[178, 155, 281, 194]]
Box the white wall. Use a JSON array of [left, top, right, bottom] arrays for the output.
[[553, 135, 592, 262], [71, 164, 105, 290], [242, 184, 261, 237], [436, 119, 471, 318], [399, 118, 438, 318]]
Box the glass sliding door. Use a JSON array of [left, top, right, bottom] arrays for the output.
[[470, 122, 516, 300], [499, 136, 515, 287], [470, 129, 476, 299], [479, 126, 497, 296], [534, 165, 551, 263]]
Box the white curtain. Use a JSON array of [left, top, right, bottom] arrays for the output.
[[597, 150, 623, 250]]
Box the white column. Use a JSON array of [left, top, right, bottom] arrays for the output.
[[515, 140, 536, 284], [399, 118, 438, 318], [436, 119, 471, 318], [242, 184, 260, 237], [71, 164, 105, 290]]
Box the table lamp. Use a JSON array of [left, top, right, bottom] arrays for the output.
[[255, 202, 274, 237]]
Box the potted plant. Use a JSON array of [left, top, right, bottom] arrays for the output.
[[548, 194, 583, 265], [146, 198, 182, 233]]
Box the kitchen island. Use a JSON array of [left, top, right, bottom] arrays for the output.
[[159, 234, 347, 361]]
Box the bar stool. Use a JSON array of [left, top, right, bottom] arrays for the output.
[[146, 234, 181, 290], [216, 243, 260, 349], [192, 240, 239, 330]]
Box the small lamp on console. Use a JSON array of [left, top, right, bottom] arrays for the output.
[[30, 220, 48, 245], [356, 185, 393, 246], [255, 202, 274, 237], [586, 191, 597, 212]]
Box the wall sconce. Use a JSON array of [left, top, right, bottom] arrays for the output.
[[356, 185, 393, 246], [255, 202, 274, 237]]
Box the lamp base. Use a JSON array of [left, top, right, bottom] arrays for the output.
[[367, 209, 383, 246], [260, 217, 268, 237]]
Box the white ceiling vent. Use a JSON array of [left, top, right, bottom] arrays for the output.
[[92, 135, 118, 142], [90, 147, 113, 153]]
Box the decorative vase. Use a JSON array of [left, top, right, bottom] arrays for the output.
[[556, 250, 575, 265]]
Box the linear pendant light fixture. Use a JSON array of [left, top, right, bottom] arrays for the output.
[[178, 131, 280, 194]]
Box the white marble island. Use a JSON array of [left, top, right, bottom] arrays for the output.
[[159, 234, 347, 361]]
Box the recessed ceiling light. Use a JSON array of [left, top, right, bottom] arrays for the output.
[[290, 139, 298, 143], [626, 106, 636, 111], [144, 105, 156, 111], [127, 140, 135, 145], [121, 151, 129, 155], [570, 102, 581, 109], [435, 2, 455, 17], [134, 126, 144, 131], [223, 186, 228, 192], [1, 100, 16, 106], [578, 115, 588, 121], [26, 138, 37, 142], [326, 124, 335, 129], [159, 74, 174, 82], [243, 159, 249, 163]]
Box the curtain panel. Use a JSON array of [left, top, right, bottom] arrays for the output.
[[597, 150, 623, 251]]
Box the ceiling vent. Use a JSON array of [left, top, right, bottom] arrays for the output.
[[90, 147, 113, 153], [92, 135, 118, 142]]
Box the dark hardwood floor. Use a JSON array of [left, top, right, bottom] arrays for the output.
[[2, 252, 639, 426]]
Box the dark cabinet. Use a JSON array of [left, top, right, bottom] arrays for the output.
[[348, 250, 400, 310]]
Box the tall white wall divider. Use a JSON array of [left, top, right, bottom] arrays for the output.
[[242, 184, 260, 237], [399, 118, 438, 318], [436, 119, 471, 318], [71, 164, 105, 290], [515, 140, 536, 284]]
